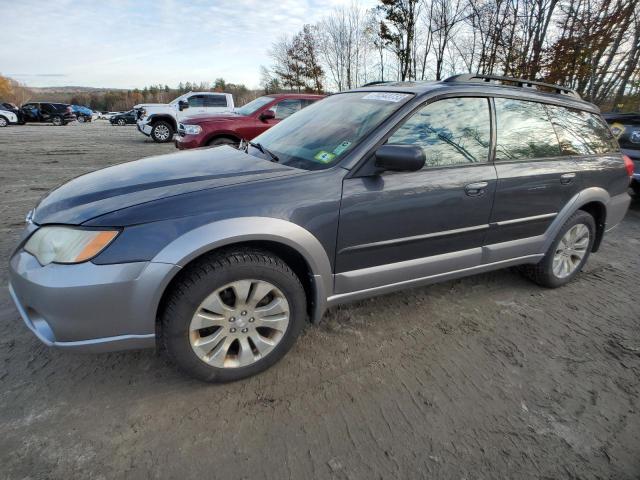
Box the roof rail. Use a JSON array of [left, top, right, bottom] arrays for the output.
[[361, 81, 392, 87], [443, 74, 580, 99]]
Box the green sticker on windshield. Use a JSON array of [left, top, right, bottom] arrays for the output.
[[314, 151, 336, 163], [333, 141, 351, 155]]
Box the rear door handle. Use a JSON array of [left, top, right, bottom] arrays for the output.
[[560, 172, 576, 184], [465, 181, 489, 196]]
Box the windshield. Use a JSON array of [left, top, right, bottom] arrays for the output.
[[249, 91, 412, 170], [236, 96, 275, 116]]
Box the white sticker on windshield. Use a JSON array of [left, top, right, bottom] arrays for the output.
[[362, 92, 409, 103]]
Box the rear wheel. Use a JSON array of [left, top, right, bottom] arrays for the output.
[[117, 118, 126, 126], [151, 121, 174, 142], [162, 249, 307, 382], [520, 210, 595, 288], [207, 137, 239, 148], [51, 116, 63, 126], [0, 116, 8, 127], [77, 115, 86, 123]]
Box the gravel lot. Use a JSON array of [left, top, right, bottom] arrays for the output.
[[0, 121, 639, 479]]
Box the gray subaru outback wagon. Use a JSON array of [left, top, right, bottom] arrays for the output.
[[9, 74, 632, 382]]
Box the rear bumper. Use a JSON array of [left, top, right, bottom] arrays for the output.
[[9, 250, 180, 353], [605, 192, 632, 232]]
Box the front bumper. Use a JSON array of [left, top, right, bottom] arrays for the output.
[[174, 134, 203, 149], [9, 250, 180, 352], [137, 121, 152, 136]]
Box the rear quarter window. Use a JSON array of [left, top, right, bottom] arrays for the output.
[[546, 105, 618, 155], [494, 98, 562, 161]]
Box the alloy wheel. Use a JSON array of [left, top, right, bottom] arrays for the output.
[[0, 117, 7, 127], [189, 279, 290, 368], [553, 223, 590, 278], [154, 124, 170, 141]]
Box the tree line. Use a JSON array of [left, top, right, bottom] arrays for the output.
[[262, 0, 640, 110]]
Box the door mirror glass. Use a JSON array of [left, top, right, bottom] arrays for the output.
[[374, 145, 426, 172], [178, 100, 189, 111], [260, 109, 276, 121]]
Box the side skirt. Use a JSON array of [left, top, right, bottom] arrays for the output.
[[327, 253, 543, 307]]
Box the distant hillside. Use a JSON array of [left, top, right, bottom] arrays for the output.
[[29, 86, 125, 94]]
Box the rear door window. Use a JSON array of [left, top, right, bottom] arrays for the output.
[[494, 98, 562, 161], [273, 99, 303, 120], [204, 95, 228, 107], [387, 97, 491, 168], [547, 105, 618, 155]]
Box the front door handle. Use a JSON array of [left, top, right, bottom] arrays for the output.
[[560, 172, 576, 185], [465, 181, 489, 196]]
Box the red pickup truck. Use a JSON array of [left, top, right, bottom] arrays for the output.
[[175, 93, 324, 149]]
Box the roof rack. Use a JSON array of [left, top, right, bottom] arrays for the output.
[[443, 74, 581, 99]]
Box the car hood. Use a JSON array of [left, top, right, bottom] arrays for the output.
[[134, 103, 171, 109], [32, 147, 299, 225]]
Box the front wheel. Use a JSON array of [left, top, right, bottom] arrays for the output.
[[77, 116, 85, 123], [162, 249, 307, 382], [0, 116, 8, 127], [520, 210, 595, 288], [207, 137, 239, 148], [117, 118, 126, 126], [151, 121, 173, 142]]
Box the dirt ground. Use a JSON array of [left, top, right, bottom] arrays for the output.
[[0, 121, 639, 480]]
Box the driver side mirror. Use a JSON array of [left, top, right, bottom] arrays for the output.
[[178, 100, 189, 111], [260, 109, 275, 121], [374, 144, 426, 173]]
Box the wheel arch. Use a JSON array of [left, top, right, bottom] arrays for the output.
[[148, 114, 177, 131], [152, 217, 332, 335], [543, 187, 609, 253]]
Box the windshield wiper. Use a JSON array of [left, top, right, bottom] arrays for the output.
[[248, 141, 279, 163]]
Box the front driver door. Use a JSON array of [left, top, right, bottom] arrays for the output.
[[335, 97, 497, 295]]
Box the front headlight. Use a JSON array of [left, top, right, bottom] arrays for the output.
[[24, 226, 119, 266], [183, 124, 202, 135]]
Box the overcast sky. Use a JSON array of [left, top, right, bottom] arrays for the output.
[[1, 0, 376, 89]]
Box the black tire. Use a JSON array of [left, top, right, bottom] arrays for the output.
[[162, 248, 307, 382], [117, 118, 126, 126], [0, 116, 8, 127], [631, 181, 640, 197], [77, 115, 85, 123], [207, 137, 239, 148], [51, 116, 63, 126], [520, 210, 596, 288], [151, 121, 174, 143]]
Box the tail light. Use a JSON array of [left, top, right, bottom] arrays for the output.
[[623, 154, 634, 177]]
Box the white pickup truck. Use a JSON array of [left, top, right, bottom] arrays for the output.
[[135, 92, 234, 143]]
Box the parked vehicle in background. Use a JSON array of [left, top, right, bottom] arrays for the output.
[[604, 112, 640, 195], [20, 102, 76, 126], [175, 94, 323, 149], [110, 110, 137, 126], [8, 75, 632, 382], [72, 105, 93, 123], [0, 102, 23, 126], [135, 92, 234, 143]]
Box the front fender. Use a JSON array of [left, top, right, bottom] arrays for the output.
[[152, 216, 333, 321]]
